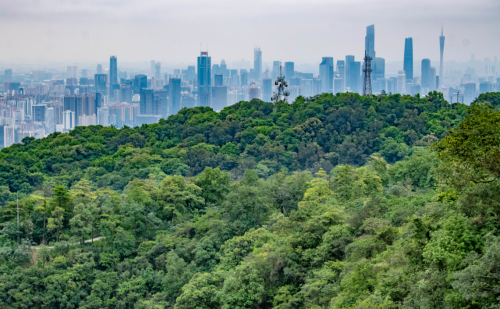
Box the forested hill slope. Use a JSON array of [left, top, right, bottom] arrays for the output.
[[0, 91, 468, 196], [1, 92, 500, 309]]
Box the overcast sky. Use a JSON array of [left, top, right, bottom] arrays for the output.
[[0, 0, 499, 68]]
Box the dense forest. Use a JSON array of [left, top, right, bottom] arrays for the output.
[[1, 91, 500, 308]]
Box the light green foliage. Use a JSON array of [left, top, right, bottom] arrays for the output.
[[1, 94, 500, 308]]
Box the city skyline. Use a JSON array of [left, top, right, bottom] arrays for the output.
[[0, 0, 498, 65]]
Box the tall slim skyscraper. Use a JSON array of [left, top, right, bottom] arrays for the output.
[[404, 38, 413, 83], [94, 74, 107, 95], [110, 56, 117, 85], [345, 55, 355, 90], [439, 27, 445, 88], [97, 64, 102, 74], [373, 57, 385, 80], [285, 62, 294, 81], [421, 59, 431, 91], [254, 47, 262, 81], [197, 51, 211, 107], [397, 70, 406, 94], [365, 24, 375, 59]]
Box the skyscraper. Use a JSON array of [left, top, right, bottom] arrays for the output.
[[397, 70, 406, 94], [72, 66, 78, 79], [97, 64, 102, 74], [365, 25, 375, 60], [272, 61, 280, 80], [169, 78, 181, 116], [349, 62, 361, 94], [439, 27, 445, 88], [254, 47, 262, 81], [345, 55, 355, 90], [197, 51, 211, 107], [404, 38, 413, 83], [94, 74, 107, 95], [421, 59, 431, 91], [150, 60, 156, 76], [249, 84, 259, 100], [373, 57, 385, 81], [214, 74, 223, 87], [285, 62, 294, 81], [155, 62, 161, 80], [319, 58, 333, 94], [140, 88, 154, 115], [4, 69, 12, 82], [262, 79, 272, 101], [110, 56, 117, 85], [134, 74, 148, 94]]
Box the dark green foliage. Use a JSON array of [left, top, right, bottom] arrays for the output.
[[1, 93, 499, 308]]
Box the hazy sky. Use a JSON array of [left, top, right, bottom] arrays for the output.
[[0, 0, 499, 68]]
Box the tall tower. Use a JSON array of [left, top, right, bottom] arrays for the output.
[[365, 25, 375, 59], [197, 51, 212, 107], [439, 26, 445, 88], [404, 38, 413, 83], [363, 51, 372, 96], [254, 47, 262, 82]]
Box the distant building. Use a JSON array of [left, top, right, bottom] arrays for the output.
[[97, 64, 102, 74], [404, 38, 413, 83], [365, 24, 376, 59], [240, 70, 248, 86], [134, 74, 147, 94], [272, 61, 280, 80], [464, 82, 476, 105], [63, 110, 75, 131], [373, 57, 385, 81], [197, 51, 211, 107], [169, 78, 181, 116], [254, 47, 262, 81], [439, 27, 445, 88], [140, 89, 155, 115], [285, 62, 294, 81], [249, 84, 259, 100], [262, 79, 272, 101], [212, 86, 228, 111], [155, 62, 161, 80], [421, 59, 431, 92], [110, 56, 118, 85], [349, 62, 361, 94], [95, 74, 107, 95], [345, 55, 355, 90], [151, 60, 156, 76], [397, 70, 406, 94], [4, 69, 12, 82], [320, 57, 333, 94]]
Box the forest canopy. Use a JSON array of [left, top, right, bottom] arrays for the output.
[[1, 91, 500, 308]]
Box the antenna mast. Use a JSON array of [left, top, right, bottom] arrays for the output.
[[363, 50, 372, 96]]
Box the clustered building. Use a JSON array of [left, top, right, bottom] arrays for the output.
[[0, 25, 498, 149]]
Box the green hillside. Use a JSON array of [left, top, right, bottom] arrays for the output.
[[0, 92, 500, 308]]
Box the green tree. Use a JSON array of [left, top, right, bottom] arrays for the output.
[[193, 167, 231, 207], [47, 206, 65, 242]]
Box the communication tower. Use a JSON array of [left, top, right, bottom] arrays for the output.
[[271, 62, 290, 104], [363, 50, 372, 96]]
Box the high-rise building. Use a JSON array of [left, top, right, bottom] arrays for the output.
[[169, 78, 181, 116], [97, 64, 102, 74], [272, 61, 280, 80], [249, 84, 259, 100], [349, 62, 361, 94], [72, 66, 78, 79], [140, 89, 155, 115], [94, 74, 107, 95], [240, 70, 248, 86], [421, 59, 431, 91], [365, 24, 376, 59], [197, 51, 211, 107], [334, 78, 344, 94], [285, 62, 294, 81], [262, 79, 272, 102], [464, 82, 476, 105], [4, 69, 12, 82], [397, 70, 406, 94], [429, 67, 436, 92], [212, 86, 227, 111], [404, 38, 413, 83], [187, 66, 196, 81], [345, 56, 355, 90], [319, 58, 333, 94], [110, 56, 118, 85], [254, 47, 262, 81], [480, 82, 492, 94], [150, 60, 156, 76], [439, 27, 445, 88], [63, 110, 75, 131], [373, 58, 385, 81], [134, 74, 147, 94], [214, 74, 223, 87], [155, 62, 161, 80]]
